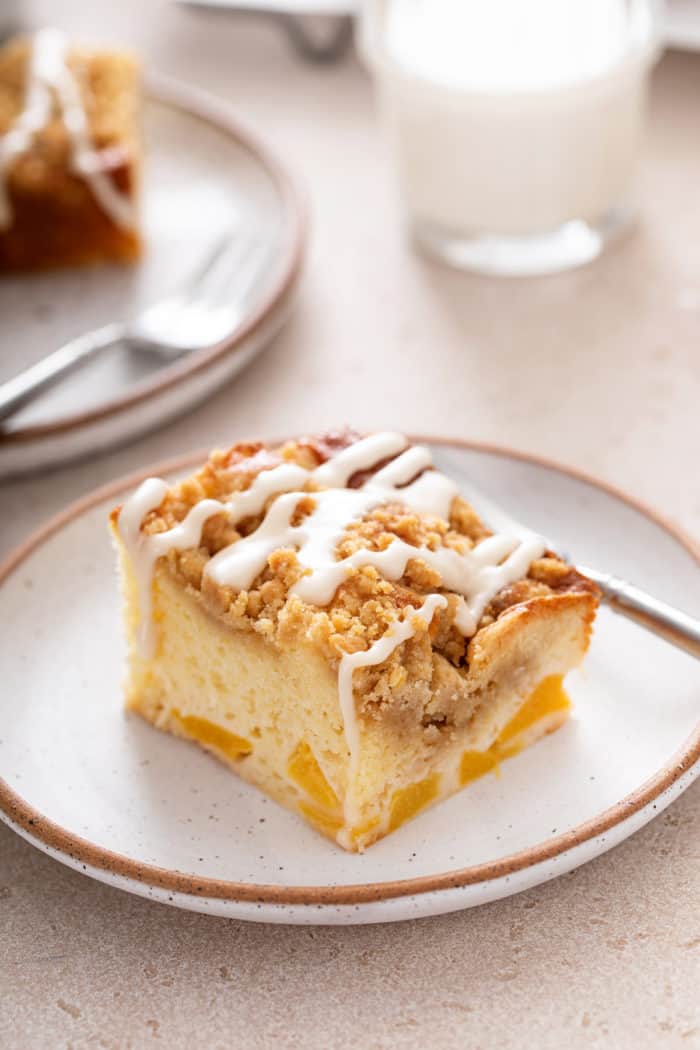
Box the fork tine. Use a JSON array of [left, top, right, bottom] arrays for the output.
[[128, 225, 272, 351], [192, 230, 257, 302], [196, 230, 269, 309], [185, 231, 235, 293]]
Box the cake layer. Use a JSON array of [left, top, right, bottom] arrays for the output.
[[126, 569, 577, 849], [117, 533, 595, 849]]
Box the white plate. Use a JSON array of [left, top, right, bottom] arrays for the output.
[[0, 77, 306, 479], [0, 438, 698, 925]]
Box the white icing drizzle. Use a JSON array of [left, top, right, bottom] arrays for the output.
[[312, 431, 408, 487], [0, 28, 136, 231], [118, 463, 310, 656], [369, 443, 431, 487], [373, 459, 458, 519], [208, 487, 384, 603], [117, 432, 546, 771]]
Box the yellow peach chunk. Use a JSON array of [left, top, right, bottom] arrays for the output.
[[298, 802, 344, 839], [349, 817, 381, 846], [389, 774, 440, 832], [459, 748, 500, 786], [496, 675, 570, 749], [170, 709, 253, 760], [459, 676, 571, 783], [287, 741, 340, 809]]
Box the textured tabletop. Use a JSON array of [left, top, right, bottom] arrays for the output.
[[2, 3, 699, 1048]]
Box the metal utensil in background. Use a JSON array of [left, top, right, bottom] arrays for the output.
[[0, 225, 270, 423], [0, 0, 23, 42], [433, 449, 700, 662], [175, 2, 355, 63], [280, 14, 353, 62]]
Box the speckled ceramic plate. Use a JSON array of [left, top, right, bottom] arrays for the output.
[[0, 76, 306, 479], [0, 438, 698, 924]]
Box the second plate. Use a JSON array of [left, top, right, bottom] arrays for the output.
[[0, 76, 306, 479]]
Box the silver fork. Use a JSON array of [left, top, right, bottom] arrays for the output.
[[435, 452, 700, 661], [0, 224, 269, 423]]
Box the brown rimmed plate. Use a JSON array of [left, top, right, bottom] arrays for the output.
[[0, 76, 306, 479], [0, 437, 698, 924]]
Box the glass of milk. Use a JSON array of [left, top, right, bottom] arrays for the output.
[[361, 0, 663, 276]]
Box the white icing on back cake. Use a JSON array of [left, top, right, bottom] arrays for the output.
[[0, 28, 136, 231]]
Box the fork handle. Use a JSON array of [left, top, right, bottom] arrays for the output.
[[0, 321, 126, 423], [581, 566, 700, 661]]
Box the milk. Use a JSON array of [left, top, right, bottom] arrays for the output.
[[362, 0, 662, 273]]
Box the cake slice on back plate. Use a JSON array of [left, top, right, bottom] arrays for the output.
[[0, 29, 141, 270], [111, 431, 599, 852]]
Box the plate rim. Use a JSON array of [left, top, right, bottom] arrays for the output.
[[0, 434, 698, 906], [0, 73, 307, 448]]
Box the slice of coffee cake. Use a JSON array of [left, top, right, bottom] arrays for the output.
[[111, 431, 598, 851], [0, 29, 141, 270]]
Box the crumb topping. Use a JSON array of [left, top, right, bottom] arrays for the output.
[[116, 433, 598, 681]]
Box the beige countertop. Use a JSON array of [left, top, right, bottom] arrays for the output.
[[2, 4, 699, 1047]]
